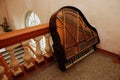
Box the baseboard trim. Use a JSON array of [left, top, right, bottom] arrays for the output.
[[96, 48, 120, 63]]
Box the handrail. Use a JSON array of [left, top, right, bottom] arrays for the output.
[[0, 23, 49, 48], [0, 23, 50, 80]]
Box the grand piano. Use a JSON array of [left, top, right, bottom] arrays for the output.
[[49, 6, 100, 71]]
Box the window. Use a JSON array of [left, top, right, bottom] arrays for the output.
[[25, 11, 40, 27], [25, 10, 46, 54]]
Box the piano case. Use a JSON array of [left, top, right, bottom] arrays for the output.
[[49, 6, 100, 71]]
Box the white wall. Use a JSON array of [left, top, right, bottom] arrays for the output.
[[5, 0, 50, 29], [4, 0, 120, 54]]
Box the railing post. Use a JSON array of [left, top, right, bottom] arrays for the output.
[[34, 36, 44, 64], [0, 65, 8, 80], [6, 44, 23, 77], [22, 40, 34, 71], [44, 33, 52, 60]]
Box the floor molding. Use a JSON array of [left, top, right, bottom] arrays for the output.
[[96, 48, 120, 64]]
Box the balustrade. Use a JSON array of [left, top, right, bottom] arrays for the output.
[[5, 44, 23, 77], [44, 33, 53, 60], [0, 23, 53, 80], [34, 36, 45, 64], [22, 40, 35, 70]]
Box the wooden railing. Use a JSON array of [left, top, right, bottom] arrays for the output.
[[0, 23, 53, 80]]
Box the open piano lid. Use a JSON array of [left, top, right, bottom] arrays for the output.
[[49, 6, 100, 71]]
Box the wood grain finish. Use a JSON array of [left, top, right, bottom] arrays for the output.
[[0, 23, 50, 80], [49, 6, 100, 71], [0, 23, 49, 48]]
